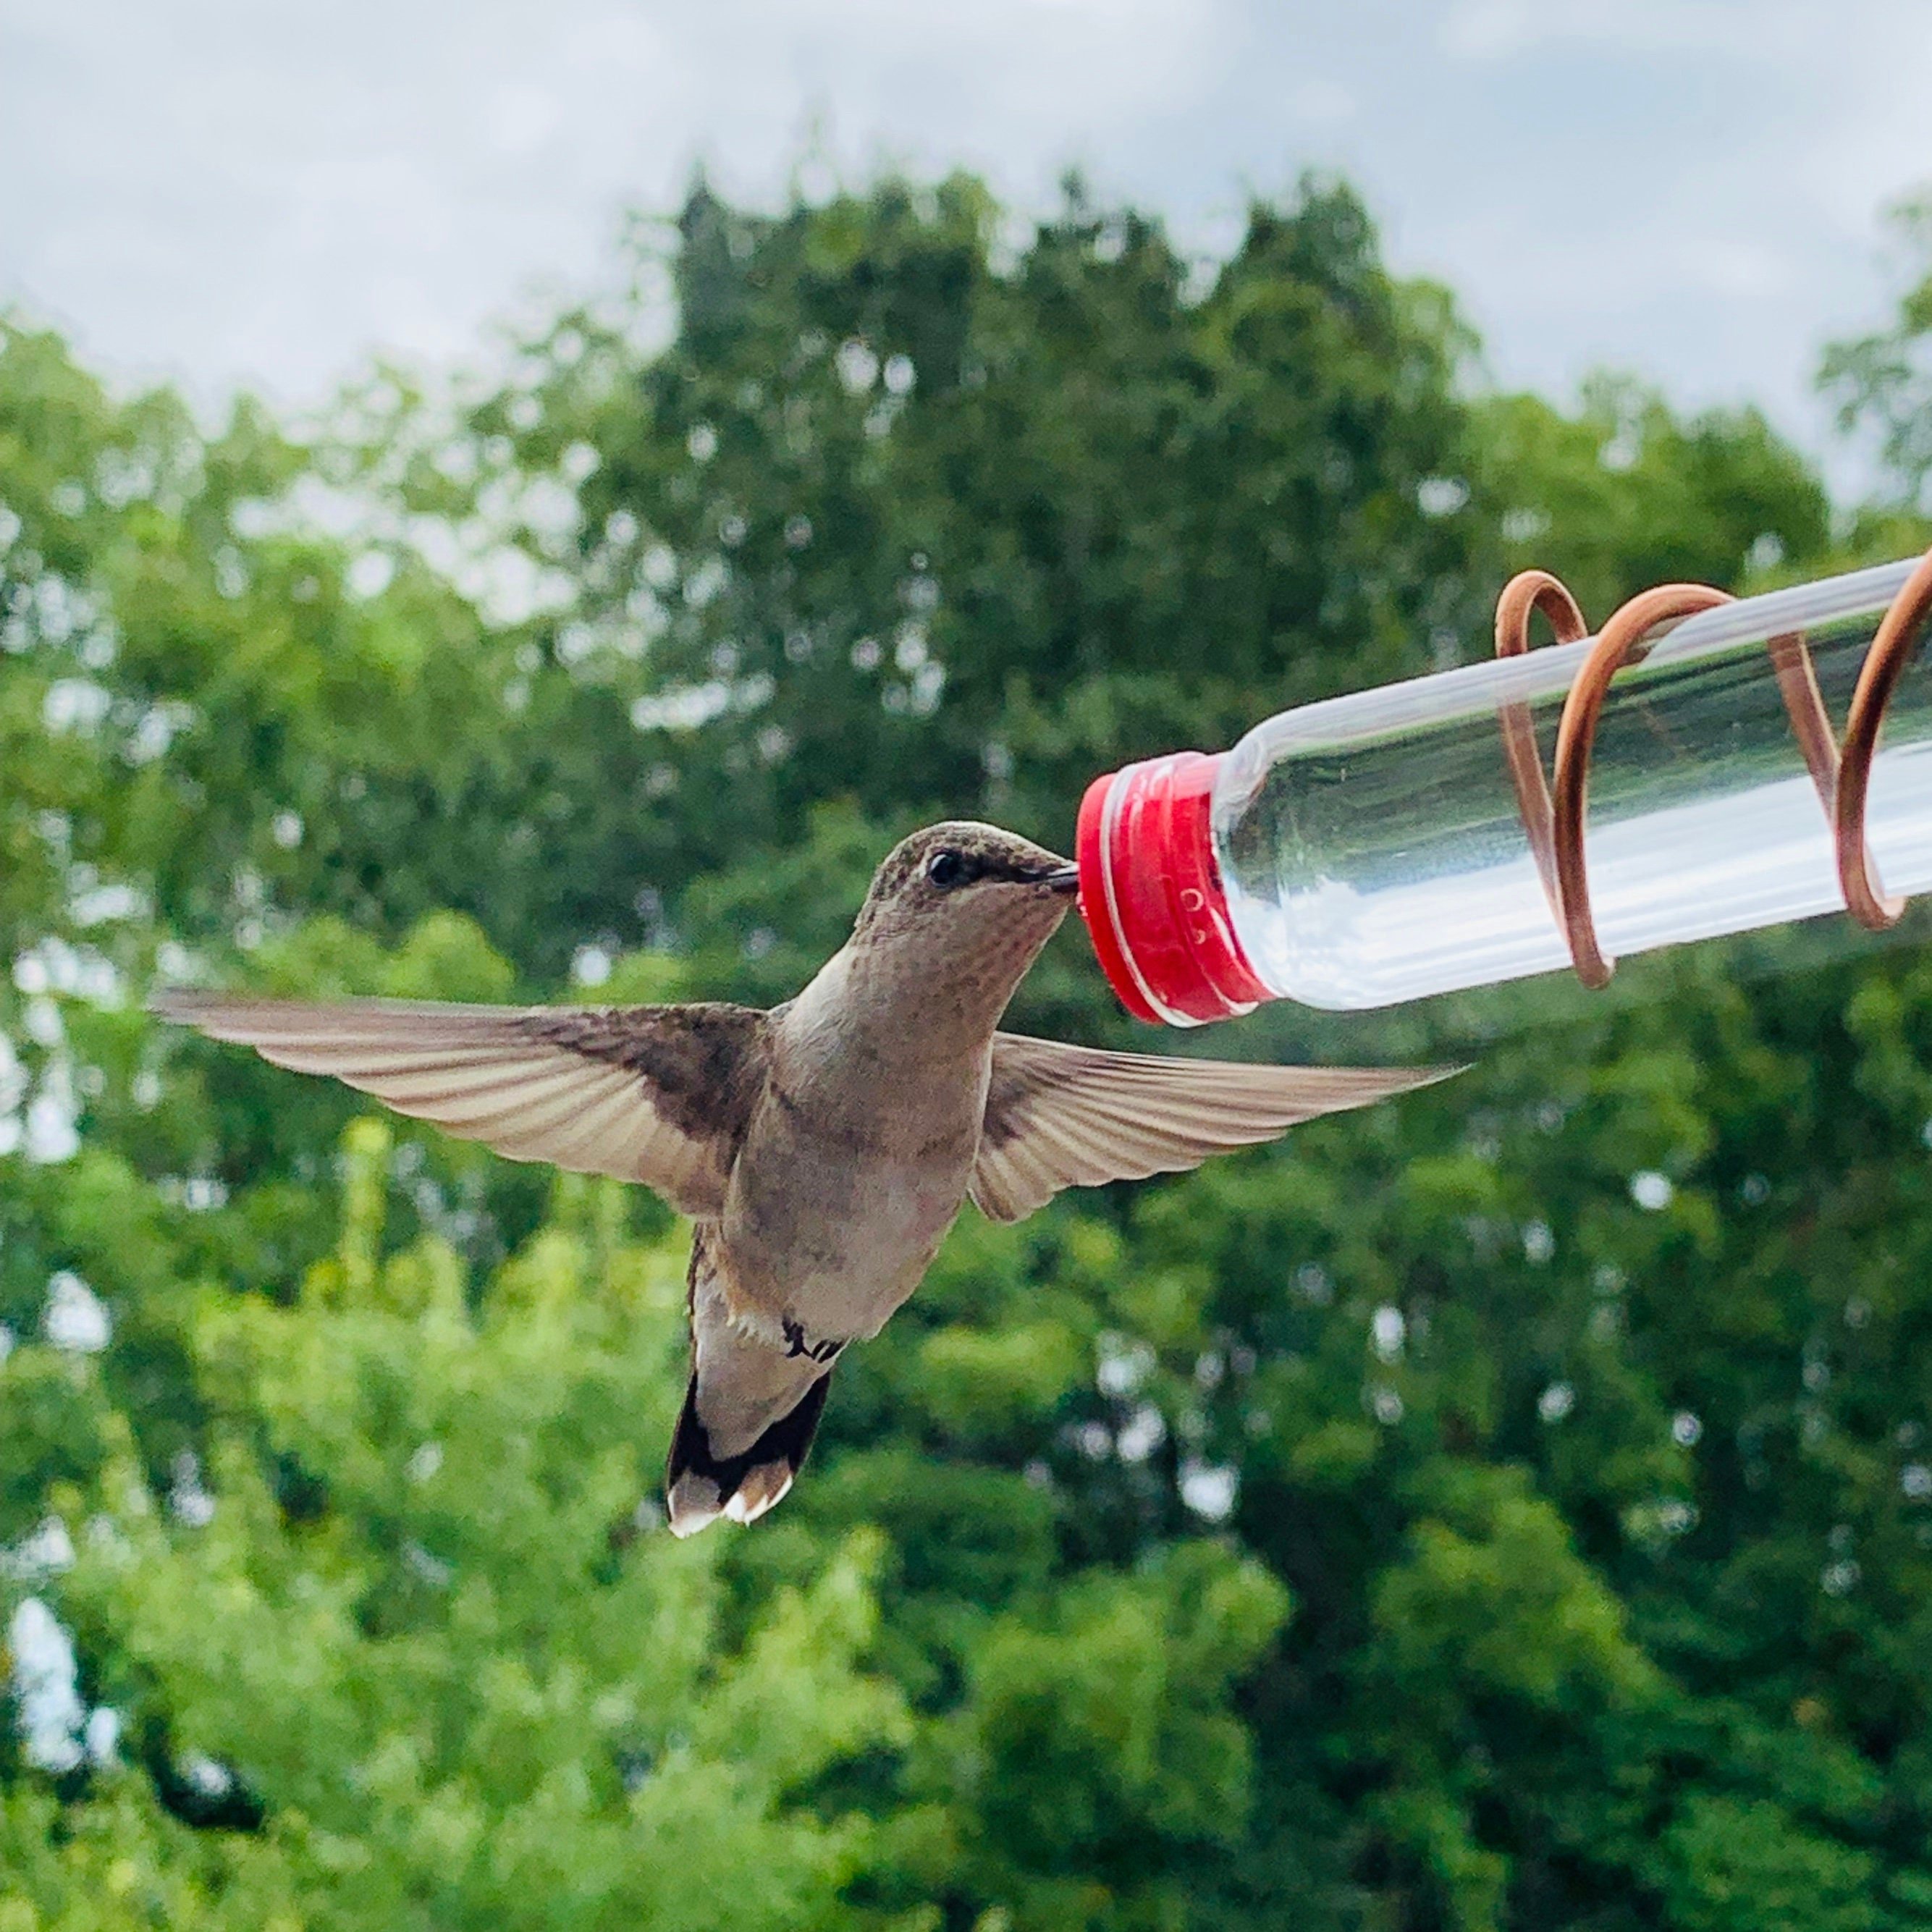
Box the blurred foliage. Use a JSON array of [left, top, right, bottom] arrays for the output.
[[2, 167, 1932, 1928]]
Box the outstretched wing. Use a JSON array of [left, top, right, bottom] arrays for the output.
[[151, 991, 768, 1218], [970, 1032, 1456, 1224]]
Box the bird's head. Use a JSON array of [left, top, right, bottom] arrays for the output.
[[849, 822, 1079, 1004]]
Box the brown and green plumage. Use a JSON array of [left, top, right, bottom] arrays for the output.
[[153, 822, 1448, 1535]]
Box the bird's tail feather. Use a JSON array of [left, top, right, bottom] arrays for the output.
[[665, 1369, 832, 1537]]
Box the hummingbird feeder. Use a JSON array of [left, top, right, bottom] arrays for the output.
[[1073, 549, 1932, 1023]]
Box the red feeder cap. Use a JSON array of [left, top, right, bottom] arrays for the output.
[[1073, 751, 1270, 1026]]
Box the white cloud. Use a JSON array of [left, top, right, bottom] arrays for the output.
[[1, 0, 1930, 485], [1437, 0, 1843, 61], [8, 1598, 85, 1772], [43, 1273, 111, 1354], [1286, 77, 1355, 127]]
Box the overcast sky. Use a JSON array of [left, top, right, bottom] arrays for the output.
[[4, 0, 1931, 486]]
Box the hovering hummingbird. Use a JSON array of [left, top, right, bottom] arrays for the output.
[[153, 823, 1444, 1535]]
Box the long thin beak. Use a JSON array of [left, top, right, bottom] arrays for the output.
[[1043, 864, 1081, 897]]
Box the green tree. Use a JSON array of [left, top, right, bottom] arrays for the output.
[[0, 1131, 915, 1929], [11, 166, 1932, 1932]]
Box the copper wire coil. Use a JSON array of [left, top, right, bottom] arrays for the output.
[[1494, 546, 1932, 988]]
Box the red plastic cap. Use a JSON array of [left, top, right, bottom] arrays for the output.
[[1074, 751, 1270, 1026]]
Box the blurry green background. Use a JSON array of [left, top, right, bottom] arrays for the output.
[[8, 165, 1932, 1929]]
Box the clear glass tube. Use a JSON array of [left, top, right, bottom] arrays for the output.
[[1213, 560, 1930, 1012]]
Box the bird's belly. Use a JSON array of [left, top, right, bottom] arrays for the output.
[[722, 1144, 969, 1342]]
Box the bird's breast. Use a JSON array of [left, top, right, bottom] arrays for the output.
[[717, 1058, 986, 1341]]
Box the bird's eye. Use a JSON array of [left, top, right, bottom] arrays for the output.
[[927, 850, 968, 890]]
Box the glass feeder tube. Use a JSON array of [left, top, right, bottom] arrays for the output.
[[1073, 554, 1932, 1022]]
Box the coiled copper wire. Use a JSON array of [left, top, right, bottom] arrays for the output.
[[1494, 545, 1932, 989]]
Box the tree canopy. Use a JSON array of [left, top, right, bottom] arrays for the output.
[[3, 169, 1931, 1930]]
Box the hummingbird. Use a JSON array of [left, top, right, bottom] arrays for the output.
[[153, 823, 1444, 1536]]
